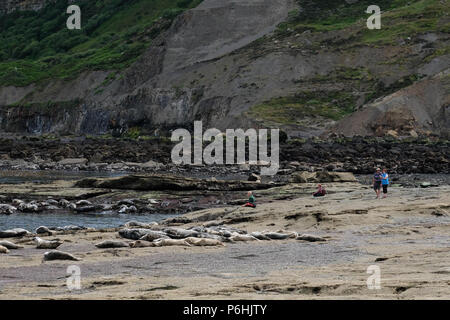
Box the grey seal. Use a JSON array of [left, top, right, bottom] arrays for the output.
[[119, 228, 153, 240], [184, 237, 225, 247], [296, 234, 326, 242], [36, 226, 53, 235], [262, 232, 296, 240], [250, 232, 272, 240], [153, 239, 192, 247], [0, 204, 17, 215], [124, 220, 158, 229], [0, 245, 9, 254], [163, 227, 199, 239], [34, 237, 63, 249], [129, 240, 156, 248], [43, 250, 81, 261], [0, 228, 30, 238], [139, 231, 170, 242], [95, 240, 130, 248], [229, 234, 259, 242], [0, 240, 23, 249]]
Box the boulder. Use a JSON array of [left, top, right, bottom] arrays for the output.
[[75, 174, 283, 191]]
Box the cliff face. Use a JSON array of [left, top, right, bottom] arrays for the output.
[[0, 0, 449, 138]]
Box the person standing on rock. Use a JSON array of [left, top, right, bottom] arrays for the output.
[[381, 168, 389, 198], [242, 191, 256, 208], [373, 168, 383, 199]]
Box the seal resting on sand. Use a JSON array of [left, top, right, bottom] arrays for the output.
[[95, 240, 130, 248], [34, 237, 63, 249], [139, 231, 169, 242], [296, 234, 326, 242], [119, 228, 153, 240], [0, 228, 30, 238], [153, 239, 191, 247], [0, 240, 23, 249], [262, 231, 297, 240], [163, 227, 199, 239], [124, 221, 158, 229], [43, 250, 81, 261], [229, 234, 259, 242], [129, 240, 156, 248], [0, 245, 9, 254], [184, 237, 225, 246], [250, 232, 272, 240], [35, 226, 53, 235]]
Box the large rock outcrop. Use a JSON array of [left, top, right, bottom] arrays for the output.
[[75, 174, 283, 191]]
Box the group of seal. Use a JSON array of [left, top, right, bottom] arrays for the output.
[[0, 218, 326, 259], [116, 221, 327, 248], [0, 197, 158, 215]]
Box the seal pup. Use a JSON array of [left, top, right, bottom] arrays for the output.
[[0, 240, 23, 249], [34, 237, 63, 249], [184, 237, 225, 247], [129, 240, 156, 248], [153, 239, 191, 247], [0, 245, 9, 254], [296, 234, 326, 242], [43, 250, 81, 261], [95, 240, 130, 248]]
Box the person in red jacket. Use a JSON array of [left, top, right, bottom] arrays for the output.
[[313, 184, 326, 197], [242, 191, 256, 208]]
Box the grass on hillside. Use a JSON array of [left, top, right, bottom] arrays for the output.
[[278, 0, 449, 45], [0, 0, 203, 86], [248, 91, 357, 126]]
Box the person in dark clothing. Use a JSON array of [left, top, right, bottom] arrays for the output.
[[313, 184, 326, 197], [242, 191, 256, 208], [373, 168, 383, 199]]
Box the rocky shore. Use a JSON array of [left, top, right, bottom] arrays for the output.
[[0, 135, 448, 174]]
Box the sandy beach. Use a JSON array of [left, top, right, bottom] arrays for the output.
[[0, 179, 448, 299]]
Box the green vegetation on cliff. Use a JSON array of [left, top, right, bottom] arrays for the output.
[[280, 0, 448, 39], [0, 0, 203, 86], [256, 0, 449, 126]]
